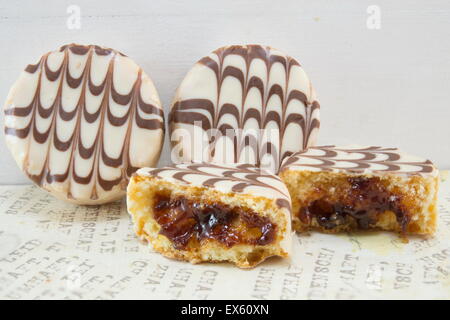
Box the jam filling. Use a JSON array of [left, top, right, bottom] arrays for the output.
[[300, 177, 409, 232], [153, 194, 276, 249]]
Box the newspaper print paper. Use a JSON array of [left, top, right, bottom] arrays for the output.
[[0, 173, 449, 299]]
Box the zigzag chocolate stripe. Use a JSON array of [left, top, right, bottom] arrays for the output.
[[4, 44, 164, 203], [279, 146, 438, 176], [136, 163, 292, 210], [169, 45, 320, 173]]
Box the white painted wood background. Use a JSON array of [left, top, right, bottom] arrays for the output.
[[1, 0, 449, 185]]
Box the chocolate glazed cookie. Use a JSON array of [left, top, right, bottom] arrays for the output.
[[4, 44, 165, 204], [127, 162, 293, 268], [169, 45, 320, 173]]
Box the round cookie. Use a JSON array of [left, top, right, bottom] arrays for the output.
[[4, 44, 165, 204], [169, 44, 320, 173]]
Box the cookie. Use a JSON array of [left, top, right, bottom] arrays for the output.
[[169, 44, 320, 173], [4, 44, 165, 204]]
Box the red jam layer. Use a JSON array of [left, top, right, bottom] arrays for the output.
[[300, 177, 409, 231], [153, 194, 276, 249]]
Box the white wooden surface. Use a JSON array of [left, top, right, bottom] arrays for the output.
[[1, 0, 449, 184]]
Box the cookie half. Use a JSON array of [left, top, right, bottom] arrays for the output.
[[279, 146, 439, 234], [127, 163, 292, 268], [4, 44, 165, 204]]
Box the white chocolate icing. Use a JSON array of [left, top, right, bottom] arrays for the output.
[[280, 145, 438, 177]]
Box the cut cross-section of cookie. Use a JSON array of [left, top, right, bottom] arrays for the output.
[[127, 163, 292, 268], [169, 44, 320, 174], [4, 44, 165, 204], [279, 146, 439, 235]]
